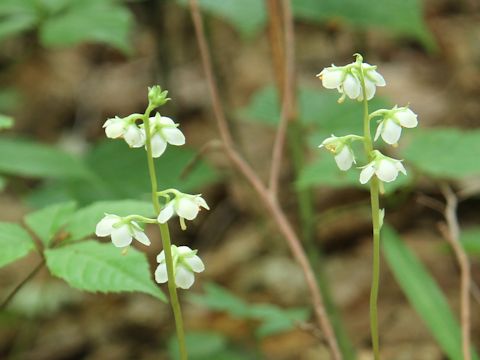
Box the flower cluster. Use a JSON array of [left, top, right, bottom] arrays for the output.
[[317, 54, 418, 185], [96, 86, 208, 290]]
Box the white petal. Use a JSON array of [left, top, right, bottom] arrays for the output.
[[158, 116, 176, 126], [154, 263, 168, 284], [321, 68, 343, 89], [162, 127, 186, 146], [381, 119, 402, 145], [185, 255, 205, 273], [95, 215, 120, 237], [157, 202, 175, 223], [124, 125, 145, 148], [376, 159, 398, 182], [334, 146, 354, 171], [176, 246, 193, 255], [395, 108, 418, 128], [368, 70, 386, 86], [111, 225, 133, 248], [132, 228, 151, 246], [176, 197, 200, 221], [359, 164, 376, 184], [156, 251, 165, 263], [395, 161, 407, 175], [364, 79, 377, 100], [194, 196, 209, 210], [175, 265, 195, 289], [150, 133, 167, 158], [343, 74, 361, 99], [105, 122, 125, 138], [374, 121, 384, 142]]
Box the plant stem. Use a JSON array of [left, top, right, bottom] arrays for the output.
[[143, 105, 187, 360], [359, 66, 381, 360]]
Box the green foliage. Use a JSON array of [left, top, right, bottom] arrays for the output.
[[0, 137, 92, 179], [65, 200, 153, 242], [0, 114, 13, 130], [460, 227, 480, 256], [189, 282, 310, 337], [175, 0, 265, 39], [45, 240, 166, 301], [400, 128, 480, 179], [0, 222, 36, 267], [169, 332, 251, 360], [24, 201, 77, 247], [0, 0, 133, 53], [292, 0, 435, 50], [382, 225, 479, 360]]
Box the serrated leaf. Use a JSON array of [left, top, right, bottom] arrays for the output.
[[0, 114, 14, 130], [382, 225, 479, 360], [39, 1, 133, 53], [66, 200, 154, 242], [0, 137, 92, 179], [175, 0, 265, 39], [400, 128, 480, 179], [292, 0, 435, 50], [45, 240, 166, 301], [0, 222, 36, 267], [24, 201, 77, 247]]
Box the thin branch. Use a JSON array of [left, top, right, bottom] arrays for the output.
[[180, 139, 222, 179], [268, 0, 296, 196], [439, 184, 471, 360], [188, 1, 341, 358], [1, 260, 45, 310]]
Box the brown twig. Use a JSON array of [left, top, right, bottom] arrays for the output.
[[1, 260, 45, 310], [438, 184, 471, 360], [268, 0, 296, 196], [188, 1, 341, 358], [180, 139, 223, 179]]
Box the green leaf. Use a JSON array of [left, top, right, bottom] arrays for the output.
[[382, 225, 479, 360], [66, 200, 154, 242], [292, 0, 435, 50], [175, 0, 266, 39], [0, 137, 92, 179], [0, 13, 37, 41], [39, 1, 133, 53], [169, 332, 228, 360], [400, 128, 480, 179], [0, 222, 36, 267], [460, 227, 480, 256], [0, 175, 6, 191], [45, 240, 166, 301], [24, 201, 77, 247], [0, 114, 14, 130]]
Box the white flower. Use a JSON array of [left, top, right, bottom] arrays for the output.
[[95, 214, 151, 248], [158, 193, 209, 223], [155, 245, 205, 289], [317, 57, 386, 102], [319, 135, 358, 171], [103, 116, 146, 148], [103, 117, 127, 139], [374, 107, 418, 145], [359, 151, 406, 184], [145, 113, 186, 158], [123, 124, 145, 148]]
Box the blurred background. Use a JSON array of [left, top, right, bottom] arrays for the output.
[[0, 0, 479, 359]]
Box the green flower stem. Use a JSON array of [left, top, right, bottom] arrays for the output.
[[143, 105, 188, 360], [359, 66, 381, 360]]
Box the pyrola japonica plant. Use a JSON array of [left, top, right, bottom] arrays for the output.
[[97, 86, 208, 359], [317, 54, 418, 359]]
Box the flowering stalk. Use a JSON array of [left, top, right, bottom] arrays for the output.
[[358, 60, 381, 360], [142, 104, 187, 360]]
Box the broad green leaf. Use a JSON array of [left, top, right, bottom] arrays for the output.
[[292, 0, 435, 50], [0, 114, 13, 130], [400, 128, 480, 179], [66, 200, 154, 242], [175, 0, 266, 39], [382, 226, 479, 360], [460, 227, 480, 256], [24, 201, 77, 247], [0, 175, 6, 191], [169, 332, 228, 360], [0, 222, 36, 267], [45, 240, 166, 301], [0, 13, 37, 41], [0, 138, 92, 179], [39, 2, 133, 53]]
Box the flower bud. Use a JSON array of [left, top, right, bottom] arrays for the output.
[[148, 85, 170, 107]]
